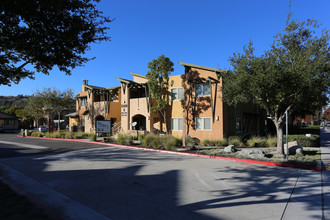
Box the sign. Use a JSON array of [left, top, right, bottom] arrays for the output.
[[96, 120, 111, 133]]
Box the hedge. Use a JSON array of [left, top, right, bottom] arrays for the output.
[[285, 134, 320, 147]]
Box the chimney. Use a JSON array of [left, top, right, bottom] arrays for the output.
[[83, 80, 88, 85]]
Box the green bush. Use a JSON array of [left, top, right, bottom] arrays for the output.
[[214, 139, 228, 147], [285, 134, 320, 147], [163, 135, 181, 150], [142, 134, 180, 150], [44, 132, 60, 138], [185, 136, 199, 147], [73, 132, 89, 139], [138, 133, 144, 141], [65, 132, 73, 139], [117, 133, 133, 145], [31, 131, 43, 137], [266, 136, 277, 147], [142, 133, 162, 148], [90, 134, 96, 141], [102, 137, 115, 143], [228, 136, 243, 146], [201, 139, 211, 146], [246, 136, 267, 147]]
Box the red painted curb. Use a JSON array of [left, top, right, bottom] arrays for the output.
[[17, 135, 321, 171]]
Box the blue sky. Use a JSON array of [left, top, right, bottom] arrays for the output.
[[1, 0, 329, 96]]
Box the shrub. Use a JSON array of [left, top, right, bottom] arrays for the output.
[[90, 134, 97, 141], [44, 132, 51, 138], [201, 139, 211, 146], [185, 136, 199, 147], [163, 135, 181, 150], [52, 133, 60, 138], [65, 132, 73, 139], [31, 131, 43, 137], [102, 137, 115, 143], [117, 133, 133, 145], [266, 136, 277, 147], [246, 136, 267, 147], [214, 139, 228, 147], [138, 133, 144, 141], [142, 133, 161, 148], [228, 136, 243, 146], [285, 135, 320, 147], [44, 132, 60, 138], [73, 132, 89, 139]]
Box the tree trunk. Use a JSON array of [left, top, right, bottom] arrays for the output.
[[274, 121, 284, 155], [163, 110, 168, 135], [58, 112, 61, 136]]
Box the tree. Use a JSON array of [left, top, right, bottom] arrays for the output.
[[37, 88, 74, 134], [222, 17, 330, 155], [0, 0, 112, 86], [25, 96, 45, 128], [146, 55, 174, 134], [323, 107, 330, 121], [4, 105, 21, 116]]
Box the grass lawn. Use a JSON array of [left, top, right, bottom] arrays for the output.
[[0, 180, 54, 220]]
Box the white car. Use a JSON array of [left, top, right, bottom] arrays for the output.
[[38, 125, 48, 132]]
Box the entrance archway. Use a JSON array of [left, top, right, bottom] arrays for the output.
[[95, 115, 105, 121], [132, 115, 146, 130]]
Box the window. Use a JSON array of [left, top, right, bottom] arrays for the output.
[[80, 118, 85, 127], [171, 87, 184, 101], [80, 98, 87, 107], [171, 118, 183, 131], [195, 84, 211, 97], [195, 117, 211, 130]]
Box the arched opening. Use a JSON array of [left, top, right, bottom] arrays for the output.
[[95, 115, 105, 121], [132, 114, 146, 130]]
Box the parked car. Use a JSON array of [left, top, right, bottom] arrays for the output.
[[38, 125, 48, 132], [0, 126, 4, 133]]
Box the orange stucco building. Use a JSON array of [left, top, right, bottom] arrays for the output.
[[70, 62, 266, 141]]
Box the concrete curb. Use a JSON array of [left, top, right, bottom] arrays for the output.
[[18, 135, 321, 171]]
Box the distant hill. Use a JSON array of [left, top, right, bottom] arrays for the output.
[[0, 95, 30, 110]]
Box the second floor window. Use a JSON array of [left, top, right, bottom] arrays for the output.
[[80, 98, 87, 107], [195, 84, 211, 97], [171, 87, 184, 101]]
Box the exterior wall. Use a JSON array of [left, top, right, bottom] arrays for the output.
[[0, 119, 19, 130], [182, 67, 224, 140], [168, 75, 184, 138], [107, 88, 121, 124], [120, 83, 130, 132], [75, 85, 122, 133], [69, 117, 79, 130]]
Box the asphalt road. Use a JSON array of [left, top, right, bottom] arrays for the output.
[[0, 132, 327, 219], [0, 133, 97, 159]]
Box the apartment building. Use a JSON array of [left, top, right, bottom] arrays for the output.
[[69, 62, 265, 140]]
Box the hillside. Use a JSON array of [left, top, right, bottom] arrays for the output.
[[0, 95, 30, 110]]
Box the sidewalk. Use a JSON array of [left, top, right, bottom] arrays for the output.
[[321, 127, 330, 219]]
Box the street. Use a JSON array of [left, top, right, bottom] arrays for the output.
[[0, 133, 97, 159], [0, 132, 327, 219]]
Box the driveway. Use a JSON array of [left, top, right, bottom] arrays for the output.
[[0, 142, 323, 220]]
